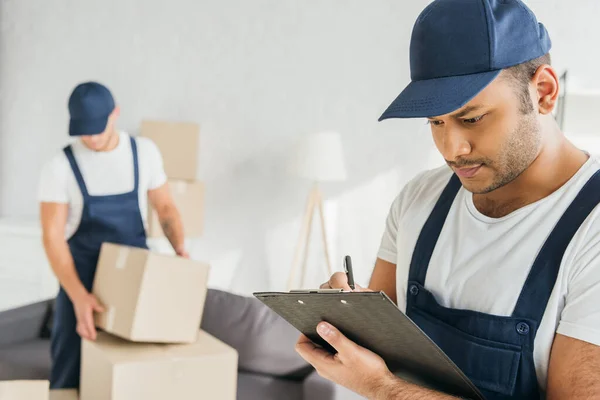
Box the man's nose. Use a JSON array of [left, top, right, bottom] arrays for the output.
[[440, 127, 472, 163]]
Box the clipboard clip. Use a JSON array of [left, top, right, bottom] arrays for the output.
[[289, 288, 344, 294]]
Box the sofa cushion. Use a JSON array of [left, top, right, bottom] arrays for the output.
[[0, 339, 51, 380], [0, 300, 52, 346], [200, 289, 311, 379], [238, 372, 303, 400]]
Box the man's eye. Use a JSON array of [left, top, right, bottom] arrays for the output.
[[427, 120, 444, 126], [463, 115, 485, 124]]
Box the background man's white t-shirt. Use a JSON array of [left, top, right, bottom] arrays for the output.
[[378, 157, 600, 390], [38, 131, 167, 239]]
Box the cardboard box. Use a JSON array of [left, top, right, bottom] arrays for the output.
[[49, 389, 78, 400], [0, 380, 48, 399], [93, 243, 210, 343], [80, 331, 238, 400], [140, 120, 199, 181], [147, 180, 204, 238]]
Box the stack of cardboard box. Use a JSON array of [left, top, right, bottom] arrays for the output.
[[140, 120, 204, 238], [80, 242, 238, 399]]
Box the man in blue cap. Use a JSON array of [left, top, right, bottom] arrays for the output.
[[297, 0, 600, 398], [38, 81, 189, 389]]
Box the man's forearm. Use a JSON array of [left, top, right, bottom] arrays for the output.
[[42, 235, 86, 301], [158, 205, 185, 253], [373, 374, 460, 400]]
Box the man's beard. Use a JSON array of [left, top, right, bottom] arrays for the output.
[[449, 113, 541, 195]]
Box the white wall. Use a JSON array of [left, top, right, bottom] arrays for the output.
[[1, 0, 599, 296]]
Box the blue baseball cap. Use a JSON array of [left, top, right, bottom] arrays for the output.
[[379, 0, 552, 120], [68, 82, 115, 136]]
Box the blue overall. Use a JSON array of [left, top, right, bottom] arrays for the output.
[[50, 136, 148, 389], [406, 171, 600, 399]]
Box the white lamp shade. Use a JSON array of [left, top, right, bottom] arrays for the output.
[[289, 131, 347, 182]]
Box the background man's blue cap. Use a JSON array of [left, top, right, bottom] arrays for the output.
[[379, 0, 552, 120], [68, 82, 115, 136]]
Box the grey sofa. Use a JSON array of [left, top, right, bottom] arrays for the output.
[[0, 289, 365, 400]]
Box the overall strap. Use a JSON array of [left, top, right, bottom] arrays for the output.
[[130, 136, 140, 192], [63, 145, 89, 199], [408, 174, 462, 285], [513, 169, 600, 322]]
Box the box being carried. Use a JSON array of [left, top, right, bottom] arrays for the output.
[[0, 380, 48, 400], [140, 120, 200, 182], [147, 180, 204, 238], [93, 243, 209, 343], [80, 331, 237, 400]]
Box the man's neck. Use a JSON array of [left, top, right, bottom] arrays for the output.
[[88, 130, 120, 152], [104, 131, 120, 152], [472, 129, 589, 218]]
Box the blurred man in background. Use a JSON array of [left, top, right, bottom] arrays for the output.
[[39, 81, 188, 389]]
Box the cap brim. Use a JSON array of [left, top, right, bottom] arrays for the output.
[[378, 69, 502, 120], [69, 115, 109, 136]]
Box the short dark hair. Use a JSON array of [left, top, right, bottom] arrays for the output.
[[503, 53, 552, 114]]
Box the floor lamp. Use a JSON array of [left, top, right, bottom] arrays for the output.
[[287, 131, 347, 290]]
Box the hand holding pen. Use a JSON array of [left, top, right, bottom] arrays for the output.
[[319, 255, 372, 292]]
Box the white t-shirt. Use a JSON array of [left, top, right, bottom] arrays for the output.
[[378, 156, 600, 390], [38, 131, 167, 239]]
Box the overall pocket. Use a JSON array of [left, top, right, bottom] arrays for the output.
[[411, 307, 521, 396]]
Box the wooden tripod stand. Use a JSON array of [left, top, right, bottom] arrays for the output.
[[287, 183, 333, 290]]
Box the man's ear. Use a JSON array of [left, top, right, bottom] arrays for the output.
[[111, 105, 121, 120], [532, 65, 559, 115]]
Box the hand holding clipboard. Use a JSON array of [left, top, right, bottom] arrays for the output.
[[254, 255, 484, 400]]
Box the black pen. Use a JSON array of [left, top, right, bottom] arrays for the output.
[[344, 255, 355, 291]]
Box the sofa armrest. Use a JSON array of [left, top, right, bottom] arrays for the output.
[[0, 300, 53, 346]]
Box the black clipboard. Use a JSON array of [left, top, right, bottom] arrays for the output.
[[253, 290, 484, 400]]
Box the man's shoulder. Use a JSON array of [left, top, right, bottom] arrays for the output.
[[567, 158, 600, 259], [38, 149, 72, 200], [401, 165, 454, 203], [41, 147, 71, 174], [390, 165, 453, 221], [130, 133, 161, 156]]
